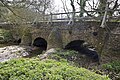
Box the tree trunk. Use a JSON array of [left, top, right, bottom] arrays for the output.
[[97, 1, 109, 57], [97, 28, 106, 55], [69, 0, 75, 34], [100, 2, 108, 28], [70, 0, 75, 25]]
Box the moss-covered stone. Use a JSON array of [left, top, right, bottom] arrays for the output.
[[47, 27, 63, 49], [20, 27, 32, 46]]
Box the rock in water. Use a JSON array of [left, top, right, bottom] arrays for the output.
[[47, 27, 63, 49]]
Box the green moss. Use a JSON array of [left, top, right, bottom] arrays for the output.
[[0, 58, 110, 80], [0, 29, 13, 43]]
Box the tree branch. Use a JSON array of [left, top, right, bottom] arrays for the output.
[[61, 0, 70, 19], [0, 0, 26, 20], [100, 2, 109, 28]]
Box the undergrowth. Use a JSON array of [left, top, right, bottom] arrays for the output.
[[0, 58, 110, 80], [102, 60, 120, 80]]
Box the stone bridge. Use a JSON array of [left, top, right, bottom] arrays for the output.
[[0, 21, 120, 50]]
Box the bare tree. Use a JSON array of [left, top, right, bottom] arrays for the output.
[[61, 0, 70, 19], [77, 0, 86, 17], [0, 0, 54, 23], [70, 0, 75, 25]]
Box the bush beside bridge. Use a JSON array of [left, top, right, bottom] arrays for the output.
[[0, 58, 110, 80]]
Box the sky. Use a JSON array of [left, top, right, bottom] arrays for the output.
[[53, 0, 96, 13], [54, 0, 71, 13], [53, 0, 120, 13], [53, 0, 83, 13], [7, 0, 120, 14], [7, 0, 97, 13]]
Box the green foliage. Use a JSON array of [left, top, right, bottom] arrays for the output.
[[102, 61, 120, 80], [102, 61, 120, 73], [0, 58, 110, 80], [50, 50, 84, 62], [48, 50, 79, 62], [57, 50, 78, 56], [49, 50, 99, 68], [0, 29, 13, 43]]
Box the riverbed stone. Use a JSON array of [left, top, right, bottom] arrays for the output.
[[0, 45, 32, 62]]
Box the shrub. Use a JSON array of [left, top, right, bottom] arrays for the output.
[[0, 58, 110, 80], [49, 50, 93, 67], [0, 29, 13, 43], [102, 61, 120, 80], [102, 61, 120, 73]]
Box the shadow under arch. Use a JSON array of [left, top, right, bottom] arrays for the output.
[[13, 38, 22, 45], [64, 39, 100, 63], [64, 40, 86, 50], [33, 37, 47, 51]]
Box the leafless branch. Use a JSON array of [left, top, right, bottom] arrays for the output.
[[0, 0, 27, 20], [100, 2, 109, 28], [61, 0, 70, 19]]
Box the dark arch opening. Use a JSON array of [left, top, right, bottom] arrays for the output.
[[33, 37, 47, 51], [64, 40, 86, 51], [13, 38, 21, 45], [17, 38, 21, 44]]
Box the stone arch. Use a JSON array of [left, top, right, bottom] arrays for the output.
[[33, 37, 47, 50]]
